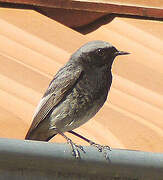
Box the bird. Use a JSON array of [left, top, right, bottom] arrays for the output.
[[25, 40, 129, 158]]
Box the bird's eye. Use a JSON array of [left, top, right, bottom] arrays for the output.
[[96, 48, 105, 57]]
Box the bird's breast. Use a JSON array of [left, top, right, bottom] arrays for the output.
[[50, 69, 112, 132], [69, 70, 111, 116], [75, 70, 112, 108]]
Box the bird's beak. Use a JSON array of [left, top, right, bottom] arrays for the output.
[[115, 51, 130, 56]]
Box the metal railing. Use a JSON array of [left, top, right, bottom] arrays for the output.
[[0, 138, 163, 179]]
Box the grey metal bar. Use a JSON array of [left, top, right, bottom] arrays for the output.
[[0, 138, 163, 179]]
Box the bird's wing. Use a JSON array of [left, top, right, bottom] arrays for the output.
[[25, 65, 83, 138]]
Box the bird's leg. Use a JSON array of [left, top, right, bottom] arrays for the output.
[[56, 130, 85, 158], [68, 130, 111, 158]]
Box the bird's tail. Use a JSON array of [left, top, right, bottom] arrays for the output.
[[25, 129, 56, 142]]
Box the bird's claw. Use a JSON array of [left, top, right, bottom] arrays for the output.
[[89, 141, 111, 158], [76, 144, 85, 152], [72, 147, 80, 159], [67, 139, 85, 159]]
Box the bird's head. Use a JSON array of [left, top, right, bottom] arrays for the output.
[[70, 40, 129, 69]]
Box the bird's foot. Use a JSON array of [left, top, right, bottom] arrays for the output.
[[67, 131, 111, 159], [57, 130, 85, 159], [67, 138, 85, 159], [89, 141, 111, 158]]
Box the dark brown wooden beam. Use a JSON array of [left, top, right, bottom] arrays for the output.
[[0, 0, 163, 18]]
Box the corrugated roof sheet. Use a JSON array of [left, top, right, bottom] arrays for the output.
[[0, 7, 163, 153]]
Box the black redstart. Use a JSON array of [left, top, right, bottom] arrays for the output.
[[25, 40, 129, 158]]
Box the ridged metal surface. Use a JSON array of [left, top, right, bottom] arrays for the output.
[[0, 8, 163, 154]]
